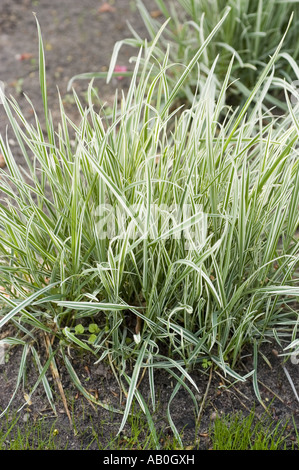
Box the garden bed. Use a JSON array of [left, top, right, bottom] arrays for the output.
[[1, 336, 299, 449]]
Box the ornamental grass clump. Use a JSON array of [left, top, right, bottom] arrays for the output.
[[0, 13, 298, 446]]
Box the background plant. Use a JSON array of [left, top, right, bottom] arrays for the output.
[[83, 0, 299, 110], [0, 12, 298, 448]]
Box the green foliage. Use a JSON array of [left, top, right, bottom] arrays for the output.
[[89, 323, 100, 334], [201, 359, 212, 370], [75, 324, 85, 335]]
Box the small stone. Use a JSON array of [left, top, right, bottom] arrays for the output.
[[23, 412, 30, 422]]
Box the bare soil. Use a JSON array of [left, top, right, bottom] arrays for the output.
[[0, 0, 299, 451], [1, 337, 299, 450]]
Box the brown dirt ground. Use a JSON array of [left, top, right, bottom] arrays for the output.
[[0, 0, 299, 452]]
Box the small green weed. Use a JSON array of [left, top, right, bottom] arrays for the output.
[[0, 412, 66, 450]]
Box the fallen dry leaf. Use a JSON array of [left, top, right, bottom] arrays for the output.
[[24, 393, 33, 406], [0, 286, 9, 298], [44, 334, 72, 426], [15, 52, 33, 61], [0, 154, 5, 168], [150, 10, 163, 18], [99, 2, 116, 13]]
